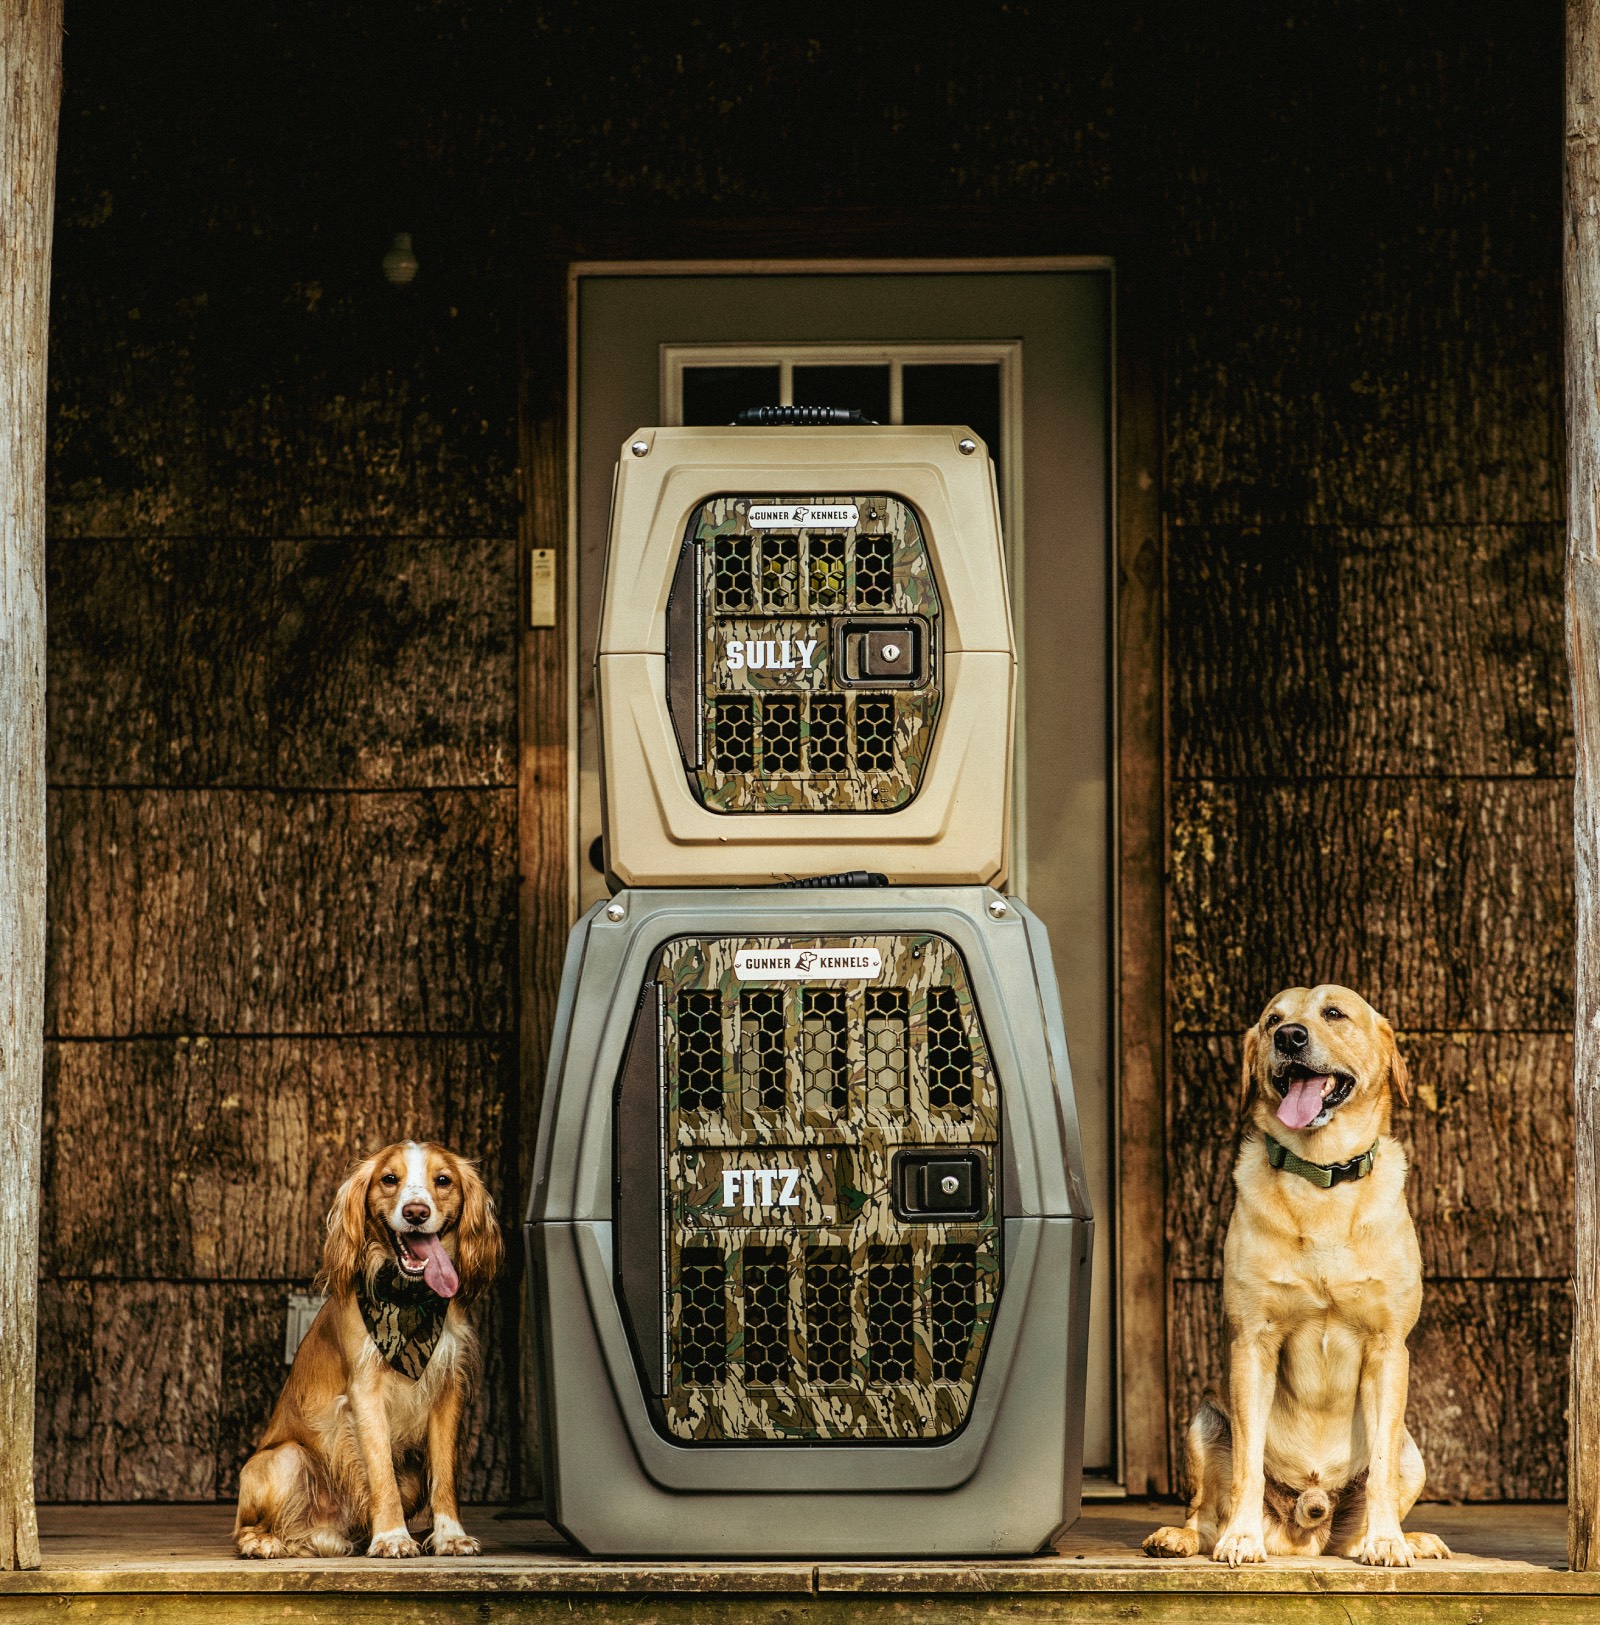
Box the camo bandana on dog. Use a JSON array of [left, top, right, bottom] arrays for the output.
[[356, 1261, 449, 1379]]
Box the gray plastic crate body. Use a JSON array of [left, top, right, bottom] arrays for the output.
[[526, 885, 1092, 1557]]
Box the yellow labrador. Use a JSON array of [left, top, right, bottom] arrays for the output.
[[1145, 985, 1450, 1567]]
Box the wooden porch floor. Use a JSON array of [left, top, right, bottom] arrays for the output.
[[0, 1502, 1588, 1622]]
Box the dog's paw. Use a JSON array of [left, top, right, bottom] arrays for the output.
[[1212, 1527, 1267, 1566], [367, 1528, 423, 1560], [426, 1517, 480, 1557], [1143, 1525, 1201, 1559], [1352, 1530, 1412, 1568], [1405, 1530, 1451, 1561], [235, 1531, 287, 1560]]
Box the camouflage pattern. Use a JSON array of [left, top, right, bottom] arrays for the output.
[[651, 933, 1000, 1443], [687, 495, 944, 814], [356, 1262, 449, 1380]]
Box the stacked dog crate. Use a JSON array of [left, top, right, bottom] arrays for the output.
[[527, 414, 1094, 1556]]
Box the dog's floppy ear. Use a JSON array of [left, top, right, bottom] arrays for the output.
[[318, 1150, 381, 1297], [450, 1154, 504, 1305], [1238, 1023, 1261, 1118], [1378, 1016, 1411, 1105]]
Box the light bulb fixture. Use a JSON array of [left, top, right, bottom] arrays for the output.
[[381, 231, 419, 285]]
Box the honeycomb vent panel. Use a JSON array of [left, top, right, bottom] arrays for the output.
[[713, 535, 755, 612], [759, 695, 803, 775], [808, 696, 849, 774], [738, 988, 788, 1112], [805, 1248, 854, 1384], [712, 698, 755, 774], [677, 1248, 727, 1386], [930, 1246, 979, 1382], [866, 1246, 914, 1383], [742, 1246, 791, 1386], [927, 986, 975, 1114], [801, 988, 848, 1114], [676, 989, 723, 1114], [657, 932, 1000, 1443], [684, 495, 943, 813]]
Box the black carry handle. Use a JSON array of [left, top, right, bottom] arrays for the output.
[[780, 871, 890, 888], [733, 405, 877, 426]]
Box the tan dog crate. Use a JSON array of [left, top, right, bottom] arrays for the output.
[[595, 422, 1016, 886]]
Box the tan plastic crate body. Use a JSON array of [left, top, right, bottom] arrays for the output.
[[597, 425, 1016, 886]]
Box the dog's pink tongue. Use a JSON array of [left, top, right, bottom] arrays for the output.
[[412, 1234, 459, 1298], [1277, 1074, 1330, 1130]]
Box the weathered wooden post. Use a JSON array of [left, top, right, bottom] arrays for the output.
[[1571, 0, 1600, 1574], [0, 0, 62, 1575]]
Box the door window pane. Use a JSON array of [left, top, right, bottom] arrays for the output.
[[902, 363, 1002, 461], [682, 365, 781, 426], [792, 364, 891, 424]]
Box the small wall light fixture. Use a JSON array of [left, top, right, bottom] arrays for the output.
[[381, 231, 419, 285]]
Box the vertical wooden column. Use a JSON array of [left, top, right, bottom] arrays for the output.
[[1116, 268, 1170, 1497], [0, 0, 62, 1576], [514, 255, 571, 1502], [1571, 0, 1600, 1574]]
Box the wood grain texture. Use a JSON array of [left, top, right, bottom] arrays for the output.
[[45, 277, 518, 543], [34, 1282, 222, 1502], [512, 258, 572, 1502], [1170, 778, 1573, 1034], [0, 0, 62, 1571], [46, 536, 517, 789], [1116, 276, 1170, 1496], [41, 1037, 512, 1279], [1569, 0, 1600, 1566], [1170, 525, 1571, 780], [1169, 1278, 1571, 1504], [1167, 1033, 1574, 1281], [36, 1280, 513, 1504], [46, 789, 516, 1036], [1159, 9, 1562, 529]]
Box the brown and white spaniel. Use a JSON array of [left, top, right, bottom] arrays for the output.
[[234, 1141, 503, 1559]]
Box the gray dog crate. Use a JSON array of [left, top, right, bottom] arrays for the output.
[[526, 885, 1093, 1557]]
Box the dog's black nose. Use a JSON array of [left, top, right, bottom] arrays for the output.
[[1274, 1023, 1309, 1055], [402, 1201, 430, 1224]]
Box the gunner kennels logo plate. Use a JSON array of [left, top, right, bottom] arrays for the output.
[[747, 503, 860, 529], [732, 947, 883, 980]]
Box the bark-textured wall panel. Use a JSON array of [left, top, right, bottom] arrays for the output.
[[33, 1283, 225, 1501], [214, 1286, 288, 1500], [36, 1279, 512, 1502], [42, 1037, 512, 1279], [46, 789, 516, 1035], [1169, 1278, 1571, 1503], [1165, 252, 1563, 529], [1170, 524, 1571, 779], [1167, 1033, 1573, 1281], [1158, 8, 1561, 528], [1170, 778, 1572, 1033], [47, 535, 517, 788], [46, 279, 518, 541], [32, 1281, 93, 1502]]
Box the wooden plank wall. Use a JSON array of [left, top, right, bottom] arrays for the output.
[[34, 7, 524, 1500], [31, 2, 1574, 1506], [1156, 11, 1572, 1498]]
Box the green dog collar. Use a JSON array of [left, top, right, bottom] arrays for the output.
[[1265, 1135, 1378, 1189]]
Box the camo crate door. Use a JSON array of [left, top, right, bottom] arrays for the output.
[[657, 933, 1001, 1442], [673, 496, 943, 813]]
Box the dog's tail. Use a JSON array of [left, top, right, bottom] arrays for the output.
[[1293, 1486, 1333, 1529]]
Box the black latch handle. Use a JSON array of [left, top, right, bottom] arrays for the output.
[[733, 405, 876, 426]]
